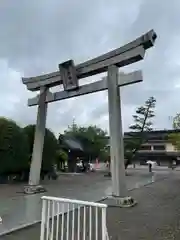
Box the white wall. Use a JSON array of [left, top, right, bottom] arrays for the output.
[[165, 142, 176, 152]]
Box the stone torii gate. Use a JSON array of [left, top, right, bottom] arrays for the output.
[[22, 30, 156, 206]]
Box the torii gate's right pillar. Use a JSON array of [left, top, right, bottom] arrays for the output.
[[107, 65, 127, 198]]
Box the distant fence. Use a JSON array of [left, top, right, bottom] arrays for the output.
[[40, 196, 109, 240]]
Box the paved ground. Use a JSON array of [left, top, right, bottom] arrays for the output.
[[1, 170, 177, 239], [0, 172, 177, 240], [106, 172, 180, 239], [0, 169, 168, 199], [0, 170, 161, 236]]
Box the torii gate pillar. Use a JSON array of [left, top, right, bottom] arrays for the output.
[[107, 65, 127, 197], [24, 87, 48, 194]]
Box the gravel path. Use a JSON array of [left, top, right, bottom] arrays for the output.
[[106, 172, 180, 239]]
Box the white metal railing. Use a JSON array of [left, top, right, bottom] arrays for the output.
[[40, 196, 109, 240]]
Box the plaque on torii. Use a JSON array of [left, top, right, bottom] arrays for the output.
[[22, 30, 157, 206], [59, 59, 79, 91]]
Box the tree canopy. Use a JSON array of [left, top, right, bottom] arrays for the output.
[[0, 117, 29, 174], [168, 113, 180, 150], [24, 125, 58, 171], [61, 122, 109, 161], [125, 96, 156, 168]]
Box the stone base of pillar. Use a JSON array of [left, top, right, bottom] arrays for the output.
[[103, 195, 137, 208], [24, 185, 46, 194]]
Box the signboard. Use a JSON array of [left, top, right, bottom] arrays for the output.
[[59, 60, 79, 91]]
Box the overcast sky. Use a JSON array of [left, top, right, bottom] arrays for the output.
[[0, 0, 180, 136]]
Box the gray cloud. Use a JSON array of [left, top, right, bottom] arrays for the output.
[[0, 0, 180, 136]]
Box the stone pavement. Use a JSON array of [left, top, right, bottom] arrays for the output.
[[105, 171, 180, 239], [1, 170, 174, 239], [0, 170, 160, 236], [0, 171, 159, 236]]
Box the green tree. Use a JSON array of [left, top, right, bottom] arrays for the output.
[[24, 125, 58, 171], [56, 149, 68, 170], [63, 122, 109, 161], [0, 117, 29, 175], [168, 113, 180, 150], [125, 96, 156, 168]]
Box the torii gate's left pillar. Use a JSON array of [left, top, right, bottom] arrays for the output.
[[24, 87, 48, 194]]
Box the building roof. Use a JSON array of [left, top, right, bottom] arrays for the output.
[[136, 150, 180, 157], [59, 134, 84, 151], [124, 129, 180, 139], [106, 129, 180, 146], [64, 138, 83, 151]]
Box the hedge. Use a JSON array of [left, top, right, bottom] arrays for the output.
[[0, 117, 29, 174], [24, 125, 58, 172]]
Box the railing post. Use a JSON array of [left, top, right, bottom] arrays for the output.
[[40, 199, 47, 240], [102, 207, 107, 240]]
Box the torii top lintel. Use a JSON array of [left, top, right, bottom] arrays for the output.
[[22, 29, 157, 91]]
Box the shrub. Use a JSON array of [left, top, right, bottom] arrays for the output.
[[0, 117, 29, 175], [24, 125, 58, 172]]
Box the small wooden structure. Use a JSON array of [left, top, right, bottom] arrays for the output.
[[59, 135, 84, 172]]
